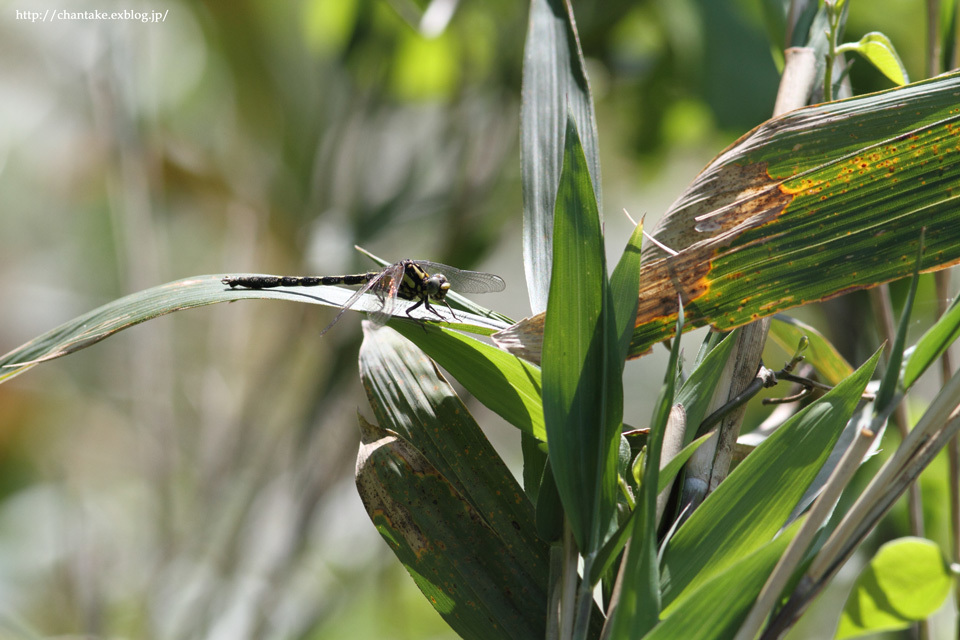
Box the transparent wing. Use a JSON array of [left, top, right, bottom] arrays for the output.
[[319, 263, 402, 336], [366, 261, 406, 326], [414, 261, 506, 294]]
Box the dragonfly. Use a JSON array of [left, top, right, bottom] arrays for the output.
[[222, 259, 505, 335]]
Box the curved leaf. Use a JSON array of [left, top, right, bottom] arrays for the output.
[[391, 322, 546, 441], [903, 295, 960, 389], [0, 274, 508, 385], [837, 32, 909, 86]]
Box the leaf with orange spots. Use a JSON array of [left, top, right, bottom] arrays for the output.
[[494, 70, 960, 362]]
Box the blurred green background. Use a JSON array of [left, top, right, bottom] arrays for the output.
[[0, 0, 950, 638]]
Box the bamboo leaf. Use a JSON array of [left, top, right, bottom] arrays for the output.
[[645, 519, 802, 640], [590, 431, 712, 587], [610, 220, 645, 364], [356, 416, 546, 640], [391, 322, 546, 441], [521, 0, 601, 314], [541, 116, 620, 555], [660, 349, 881, 607], [875, 231, 924, 412], [0, 274, 508, 386], [357, 324, 549, 600], [675, 329, 740, 441], [607, 307, 684, 637], [769, 315, 854, 386], [494, 72, 960, 363], [903, 294, 960, 389]]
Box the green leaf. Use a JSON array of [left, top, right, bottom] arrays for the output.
[[391, 322, 546, 441], [675, 329, 740, 442], [837, 538, 952, 639], [535, 459, 564, 543], [607, 307, 684, 637], [357, 324, 548, 585], [541, 116, 620, 555], [590, 431, 713, 587], [769, 315, 854, 386], [356, 416, 546, 640], [0, 274, 509, 386], [660, 348, 881, 607], [903, 294, 960, 389], [875, 230, 924, 412], [646, 519, 802, 640], [495, 72, 960, 362], [610, 220, 645, 364], [837, 32, 909, 86], [521, 0, 601, 314]]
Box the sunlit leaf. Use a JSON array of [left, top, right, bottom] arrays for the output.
[[494, 72, 960, 363], [0, 274, 508, 386], [660, 349, 881, 607], [837, 538, 952, 638], [903, 294, 960, 389], [521, 0, 601, 314], [837, 32, 909, 86], [541, 116, 620, 555]]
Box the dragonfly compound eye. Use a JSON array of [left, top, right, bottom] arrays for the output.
[[424, 274, 450, 297]]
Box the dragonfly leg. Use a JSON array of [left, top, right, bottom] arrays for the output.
[[441, 299, 460, 322], [405, 298, 426, 320], [422, 298, 448, 321]]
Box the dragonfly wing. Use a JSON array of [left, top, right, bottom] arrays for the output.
[[366, 262, 406, 326], [318, 265, 394, 335], [415, 261, 506, 294]]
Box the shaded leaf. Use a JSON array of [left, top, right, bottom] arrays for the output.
[[358, 324, 548, 584], [675, 329, 740, 441], [356, 416, 547, 640], [607, 307, 684, 637]]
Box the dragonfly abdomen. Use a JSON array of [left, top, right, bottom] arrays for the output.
[[222, 273, 377, 289]]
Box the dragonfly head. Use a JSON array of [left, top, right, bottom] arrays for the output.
[[424, 273, 451, 299]]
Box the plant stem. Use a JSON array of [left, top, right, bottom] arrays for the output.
[[559, 521, 579, 639], [572, 555, 596, 640]]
